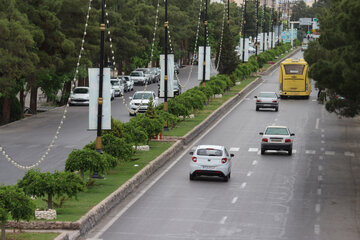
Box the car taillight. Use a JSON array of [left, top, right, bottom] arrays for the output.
[[272, 100, 277, 103], [285, 139, 292, 143], [221, 158, 228, 164], [262, 138, 268, 142], [257, 100, 262, 103], [192, 156, 197, 162]]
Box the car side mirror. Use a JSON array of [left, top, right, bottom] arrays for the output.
[[259, 132, 263, 135], [290, 133, 295, 136], [189, 152, 194, 155], [230, 154, 234, 157], [254, 96, 257, 98], [129, 97, 133, 100]]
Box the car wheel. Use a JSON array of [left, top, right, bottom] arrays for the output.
[[275, 107, 279, 112], [189, 173, 195, 180], [288, 149, 292, 155], [223, 175, 229, 182], [261, 148, 265, 155], [256, 106, 259, 111], [129, 112, 136, 116]]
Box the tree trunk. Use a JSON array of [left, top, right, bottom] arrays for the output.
[[80, 169, 84, 181], [1, 223, 5, 240], [30, 86, 37, 114], [185, 39, 189, 64], [119, 59, 123, 75], [61, 82, 71, 105], [2, 97, 11, 124], [48, 194, 53, 209], [20, 88, 24, 118]]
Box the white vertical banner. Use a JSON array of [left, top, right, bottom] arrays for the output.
[[244, 38, 249, 62], [198, 46, 211, 81], [159, 54, 174, 98], [265, 34, 268, 50], [239, 38, 243, 59], [258, 34, 263, 52], [88, 68, 111, 130]]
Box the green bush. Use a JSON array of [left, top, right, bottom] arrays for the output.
[[130, 115, 164, 143], [102, 134, 134, 161], [168, 99, 189, 117]]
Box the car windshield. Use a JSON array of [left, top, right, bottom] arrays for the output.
[[130, 72, 141, 76], [133, 92, 153, 100], [73, 88, 88, 94], [284, 64, 305, 75], [197, 148, 222, 156], [265, 127, 289, 135], [259, 92, 276, 98], [111, 81, 119, 86]]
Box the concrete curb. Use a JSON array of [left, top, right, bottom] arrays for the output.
[[6, 48, 301, 239]]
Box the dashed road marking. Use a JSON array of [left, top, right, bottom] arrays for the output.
[[320, 147, 325, 151], [321, 140, 325, 144], [318, 165, 323, 171], [314, 224, 320, 235], [317, 188, 322, 196], [252, 160, 258, 166], [315, 118, 320, 129], [321, 129, 325, 133], [247, 171, 253, 177], [321, 134, 325, 138], [220, 216, 228, 224], [229, 147, 240, 151], [248, 148, 258, 152], [319, 156, 324, 160], [345, 152, 355, 157], [325, 151, 335, 156], [318, 175, 323, 182], [240, 182, 247, 189], [232, 197, 238, 204], [315, 203, 321, 213], [306, 150, 316, 154]]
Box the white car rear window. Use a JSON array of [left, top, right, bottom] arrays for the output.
[[265, 128, 289, 135], [197, 149, 222, 156]]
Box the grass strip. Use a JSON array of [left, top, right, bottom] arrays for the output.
[[0, 232, 59, 240]]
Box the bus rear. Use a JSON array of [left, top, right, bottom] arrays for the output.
[[279, 59, 311, 98]]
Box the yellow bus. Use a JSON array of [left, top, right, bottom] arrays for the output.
[[279, 58, 311, 98]]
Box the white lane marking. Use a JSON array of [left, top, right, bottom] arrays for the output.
[[320, 147, 324, 151], [252, 160, 258, 166], [315, 118, 320, 129], [312, 99, 317, 102], [249, 148, 258, 152], [314, 224, 320, 235], [220, 216, 228, 224], [317, 188, 322, 196], [325, 151, 335, 156], [306, 150, 316, 154], [247, 171, 253, 177], [345, 152, 355, 157], [319, 156, 324, 160], [318, 175, 323, 182], [92, 81, 262, 239], [229, 147, 240, 151], [318, 165, 323, 171], [292, 149, 297, 153], [232, 197, 238, 204], [321, 140, 325, 144], [274, 118, 278, 121], [321, 129, 325, 133], [315, 204, 321, 213], [240, 182, 247, 189], [321, 134, 325, 138], [257, 150, 261, 155]]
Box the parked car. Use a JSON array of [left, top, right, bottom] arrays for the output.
[[189, 145, 234, 182], [259, 126, 295, 155], [136, 68, 155, 83], [254, 92, 280, 111], [157, 80, 182, 97], [119, 77, 128, 93], [121, 75, 134, 91], [110, 78, 123, 97], [301, 43, 308, 51], [69, 87, 89, 106], [128, 91, 159, 116], [174, 63, 180, 74], [130, 71, 148, 86], [150, 68, 160, 83]]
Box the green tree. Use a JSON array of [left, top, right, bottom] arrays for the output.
[[0, 185, 35, 240], [216, 24, 239, 74], [18, 169, 85, 209]]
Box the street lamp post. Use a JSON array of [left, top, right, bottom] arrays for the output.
[[263, 0, 266, 52], [242, 0, 247, 63], [202, 0, 208, 87], [95, 0, 106, 154], [255, 0, 259, 57], [164, 0, 169, 130], [227, 0, 230, 25], [278, 1, 281, 46], [271, 0, 275, 49]]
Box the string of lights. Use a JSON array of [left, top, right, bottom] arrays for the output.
[[0, 0, 94, 170]]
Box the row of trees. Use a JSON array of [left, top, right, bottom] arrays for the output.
[[304, 0, 360, 117], [0, 0, 283, 125]]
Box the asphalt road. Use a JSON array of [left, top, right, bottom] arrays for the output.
[[0, 63, 217, 185], [85, 51, 360, 240]]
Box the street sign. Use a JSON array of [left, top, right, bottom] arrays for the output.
[[313, 18, 318, 22], [299, 18, 312, 26]]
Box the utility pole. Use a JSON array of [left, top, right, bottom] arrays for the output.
[[164, 0, 169, 130], [278, 0, 281, 46], [255, 0, 259, 57], [242, 0, 247, 63], [202, 0, 208, 87], [287, 0, 290, 29], [227, 0, 230, 25], [96, 0, 106, 153], [271, 0, 274, 49], [263, 0, 266, 52]]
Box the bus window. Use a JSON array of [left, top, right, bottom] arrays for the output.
[[284, 65, 305, 75]]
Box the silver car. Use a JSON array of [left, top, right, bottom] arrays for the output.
[[69, 87, 89, 106], [254, 92, 280, 111], [259, 126, 295, 155]]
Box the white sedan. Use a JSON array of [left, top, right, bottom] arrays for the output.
[[259, 126, 295, 155], [189, 145, 234, 182]]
